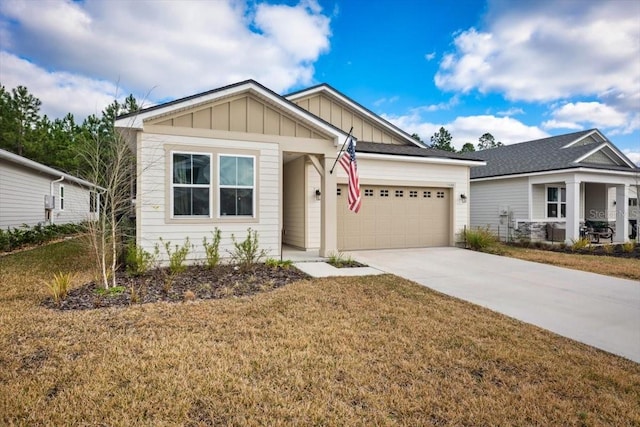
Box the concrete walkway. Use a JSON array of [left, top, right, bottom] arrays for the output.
[[347, 247, 640, 363]]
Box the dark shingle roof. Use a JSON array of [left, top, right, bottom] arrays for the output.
[[356, 141, 484, 162], [470, 129, 639, 179]]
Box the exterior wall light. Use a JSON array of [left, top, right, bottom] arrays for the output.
[[460, 193, 467, 203], [315, 189, 321, 201]]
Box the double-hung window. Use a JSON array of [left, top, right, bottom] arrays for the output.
[[546, 186, 566, 218], [219, 155, 255, 216], [172, 153, 211, 217]]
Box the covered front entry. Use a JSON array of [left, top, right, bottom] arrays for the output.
[[337, 185, 451, 250]]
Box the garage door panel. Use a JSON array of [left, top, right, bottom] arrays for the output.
[[337, 185, 450, 250]]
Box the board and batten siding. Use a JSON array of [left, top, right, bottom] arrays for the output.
[[137, 132, 280, 263], [470, 177, 529, 235], [292, 93, 407, 145], [0, 159, 93, 228]]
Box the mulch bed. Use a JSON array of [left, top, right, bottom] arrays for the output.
[[44, 264, 309, 311], [508, 242, 640, 259]]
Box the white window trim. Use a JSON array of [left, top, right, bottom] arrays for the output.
[[59, 184, 65, 211], [218, 154, 256, 218], [545, 185, 566, 219], [170, 151, 213, 218]]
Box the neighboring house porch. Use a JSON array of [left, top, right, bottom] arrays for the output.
[[470, 129, 639, 244]]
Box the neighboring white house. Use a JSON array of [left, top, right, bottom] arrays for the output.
[[0, 148, 101, 228], [469, 129, 640, 243], [114, 80, 485, 261]]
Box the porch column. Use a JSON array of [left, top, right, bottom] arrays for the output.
[[614, 185, 629, 242], [319, 155, 337, 257], [565, 180, 581, 243]]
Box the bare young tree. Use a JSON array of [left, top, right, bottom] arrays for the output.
[[81, 123, 134, 289], [80, 98, 139, 289]]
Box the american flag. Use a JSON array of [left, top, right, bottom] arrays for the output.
[[338, 137, 362, 213]]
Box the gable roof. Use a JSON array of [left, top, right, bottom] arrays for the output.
[[470, 129, 639, 179], [114, 80, 349, 143], [285, 83, 424, 148], [356, 141, 484, 163], [0, 148, 102, 189]]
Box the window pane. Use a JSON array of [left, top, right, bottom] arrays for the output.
[[237, 157, 254, 186], [173, 154, 191, 184], [547, 204, 557, 218], [220, 188, 236, 216], [192, 188, 210, 215], [219, 188, 254, 216], [560, 204, 566, 218], [560, 188, 566, 203], [547, 187, 558, 202], [174, 187, 191, 215], [220, 156, 236, 186], [237, 189, 253, 215], [192, 155, 210, 185]]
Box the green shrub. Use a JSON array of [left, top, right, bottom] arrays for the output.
[[327, 251, 355, 267], [229, 228, 267, 272], [45, 272, 73, 305], [621, 241, 635, 253], [125, 242, 158, 276], [265, 257, 293, 269], [202, 228, 222, 269], [464, 227, 498, 251], [160, 237, 192, 274], [0, 222, 84, 253]]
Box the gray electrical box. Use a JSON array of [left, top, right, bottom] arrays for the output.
[[44, 195, 56, 210]]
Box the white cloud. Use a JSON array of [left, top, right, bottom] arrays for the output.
[[496, 107, 524, 116], [373, 96, 399, 107], [0, 52, 123, 119], [543, 101, 639, 134], [0, 0, 332, 119], [434, 0, 640, 137], [424, 52, 436, 61], [384, 112, 548, 150], [622, 150, 640, 166]]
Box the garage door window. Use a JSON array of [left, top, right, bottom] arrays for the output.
[[380, 190, 389, 197], [437, 191, 445, 198], [395, 190, 404, 197], [424, 191, 431, 198], [364, 189, 374, 197]]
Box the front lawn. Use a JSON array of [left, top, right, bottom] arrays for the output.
[[499, 244, 640, 281], [1, 240, 639, 425]]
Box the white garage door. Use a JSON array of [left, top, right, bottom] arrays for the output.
[[337, 185, 451, 250]]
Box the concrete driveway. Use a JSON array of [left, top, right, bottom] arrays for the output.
[[347, 247, 640, 363]]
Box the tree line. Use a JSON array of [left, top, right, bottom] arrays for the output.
[[0, 84, 139, 177], [412, 127, 503, 153]]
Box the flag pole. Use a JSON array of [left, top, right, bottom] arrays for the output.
[[329, 126, 354, 175]]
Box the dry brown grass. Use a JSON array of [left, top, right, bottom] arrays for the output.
[[1, 240, 639, 426], [501, 245, 640, 281]]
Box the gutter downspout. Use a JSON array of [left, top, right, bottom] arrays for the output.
[[50, 176, 64, 225]]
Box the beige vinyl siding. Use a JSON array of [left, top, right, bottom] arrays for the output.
[[282, 157, 305, 248], [582, 150, 618, 166], [293, 93, 407, 145], [306, 162, 321, 248], [148, 94, 331, 140], [470, 177, 528, 235], [335, 157, 470, 246], [0, 159, 93, 228], [137, 132, 280, 264]]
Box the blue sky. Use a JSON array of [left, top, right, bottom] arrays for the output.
[[1, 0, 638, 162]]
